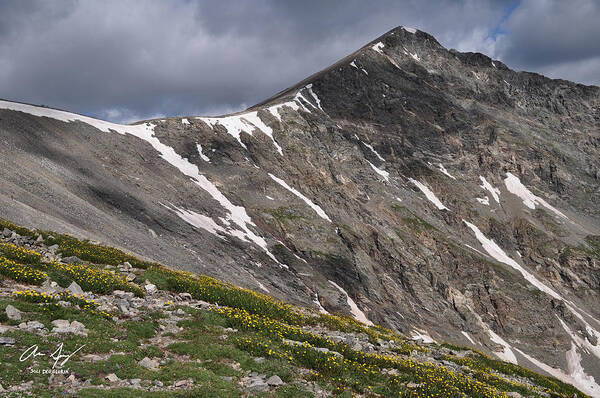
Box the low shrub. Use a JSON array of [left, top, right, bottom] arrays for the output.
[[0, 257, 46, 285]]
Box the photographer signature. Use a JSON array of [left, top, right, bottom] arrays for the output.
[[19, 343, 85, 369]]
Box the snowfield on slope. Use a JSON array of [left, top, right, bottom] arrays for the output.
[[0, 100, 280, 263]]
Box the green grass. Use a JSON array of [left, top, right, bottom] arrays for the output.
[[265, 206, 304, 223], [0, 215, 592, 398]]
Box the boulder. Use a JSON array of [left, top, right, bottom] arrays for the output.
[[82, 354, 102, 362], [0, 337, 16, 345], [62, 256, 82, 264], [5, 304, 22, 321], [266, 375, 284, 386], [144, 283, 157, 294], [117, 299, 130, 314], [247, 379, 269, 392], [67, 281, 84, 295], [51, 320, 88, 336], [138, 357, 159, 370], [51, 319, 70, 329]]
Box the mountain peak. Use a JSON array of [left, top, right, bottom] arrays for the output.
[[1, 24, 600, 396]]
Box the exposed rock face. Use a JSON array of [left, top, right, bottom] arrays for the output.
[[0, 26, 599, 391]]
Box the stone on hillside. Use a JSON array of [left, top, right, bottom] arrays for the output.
[[106, 373, 119, 383], [282, 338, 301, 346], [179, 293, 192, 301], [70, 320, 86, 330], [144, 283, 157, 294], [174, 379, 189, 387], [62, 256, 82, 264], [82, 354, 102, 362], [266, 375, 284, 386], [48, 244, 59, 252], [117, 299, 130, 314], [0, 337, 15, 345], [247, 379, 269, 392], [51, 319, 70, 328], [67, 281, 84, 295], [19, 321, 44, 330], [51, 320, 88, 336], [138, 357, 159, 370], [314, 347, 343, 358], [2, 228, 12, 237], [5, 304, 22, 321], [0, 325, 10, 334], [154, 380, 163, 387], [113, 290, 134, 299], [36, 235, 44, 243]]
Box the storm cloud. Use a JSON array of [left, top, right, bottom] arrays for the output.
[[0, 0, 597, 123]]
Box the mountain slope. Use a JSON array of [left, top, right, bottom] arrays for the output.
[[0, 26, 599, 395], [0, 216, 590, 397]]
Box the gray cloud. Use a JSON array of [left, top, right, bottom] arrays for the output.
[[490, 0, 600, 85], [0, 0, 596, 123]]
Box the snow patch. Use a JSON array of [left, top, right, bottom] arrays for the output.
[[463, 220, 561, 300], [476, 196, 490, 206], [350, 60, 358, 69], [267, 101, 300, 122], [504, 172, 566, 218], [305, 84, 324, 112], [257, 281, 270, 293], [162, 204, 225, 237], [181, 118, 190, 125], [515, 347, 600, 397], [372, 42, 384, 54], [411, 329, 436, 344], [410, 179, 448, 210], [196, 144, 211, 162], [269, 173, 331, 222], [199, 111, 283, 155], [361, 68, 368, 75], [313, 294, 329, 314], [367, 161, 389, 182], [363, 142, 385, 161], [438, 164, 456, 179], [402, 26, 417, 34], [465, 244, 489, 258], [488, 329, 518, 364], [329, 280, 373, 325], [461, 331, 476, 345], [265, 195, 274, 201], [479, 176, 500, 203]]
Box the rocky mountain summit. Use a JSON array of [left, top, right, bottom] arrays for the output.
[[0, 26, 599, 395]]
